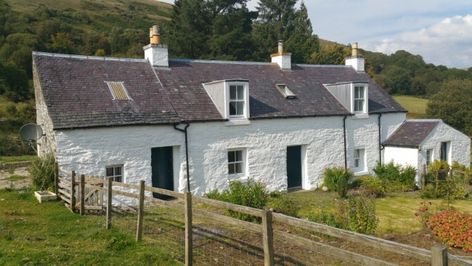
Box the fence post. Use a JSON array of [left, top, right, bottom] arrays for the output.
[[70, 171, 76, 212], [185, 192, 193, 266], [54, 162, 59, 199], [431, 244, 448, 266], [106, 177, 113, 229], [136, 180, 145, 242], [262, 210, 274, 266], [80, 174, 85, 215]]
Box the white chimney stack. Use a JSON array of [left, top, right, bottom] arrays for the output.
[[271, 40, 291, 70], [143, 25, 169, 67], [345, 42, 365, 72]]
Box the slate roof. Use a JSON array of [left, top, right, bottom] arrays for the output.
[[382, 120, 441, 148], [33, 52, 406, 129]]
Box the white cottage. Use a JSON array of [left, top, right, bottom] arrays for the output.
[[32, 26, 469, 195], [383, 119, 470, 177]]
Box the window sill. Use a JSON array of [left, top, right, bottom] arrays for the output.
[[225, 119, 251, 126], [352, 113, 369, 119], [228, 174, 248, 180], [353, 170, 369, 176]]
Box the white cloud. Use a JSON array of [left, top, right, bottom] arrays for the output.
[[371, 15, 472, 68]]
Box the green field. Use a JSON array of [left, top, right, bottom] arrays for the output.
[[393, 95, 429, 119], [0, 189, 178, 265]]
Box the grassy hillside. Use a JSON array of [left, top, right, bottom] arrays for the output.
[[393, 95, 428, 119]]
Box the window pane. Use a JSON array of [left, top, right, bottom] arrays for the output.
[[115, 166, 121, 176], [106, 167, 113, 177], [235, 102, 244, 115], [235, 163, 242, 173], [237, 86, 244, 100], [235, 150, 242, 161], [228, 151, 235, 162], [114, 175, 122, 182], [230, 86, 237, 100], [228, 164, 235, 174], [229, 102, 237, 115], [354, 159, 359, 168]]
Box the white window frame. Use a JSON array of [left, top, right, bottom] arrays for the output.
[[106, 165, 124, 182], [353, 148, 366, 173], [426, 149, 433, 165], [352, 84, 368, 115], [227, 149, 246, 176], [225, 81, 249, 120]]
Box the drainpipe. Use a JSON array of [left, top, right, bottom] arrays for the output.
[[173, 122, 191, 193], [378, 113, 383, 165], [343, 116, 348, 169]]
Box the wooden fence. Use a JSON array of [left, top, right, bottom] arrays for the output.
[[56, 173, 471, 266]]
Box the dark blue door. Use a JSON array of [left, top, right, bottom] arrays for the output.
[[151, 147, 174, 199], [287, 146, 302, 189]]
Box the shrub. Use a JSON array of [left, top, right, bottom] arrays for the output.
[[266, 192, 300, 217], [373, 162, 416, 192], [323, 167, 352, 198], [345, 196, 378, 234], [427, 210, 472, 252], [358, 176, 385, 198], [414, 201, 433, 227], [29, 153, 56, 191], [421, 161, 469, 200], [206, 179, 269, 221], [306, 209, 344, 229]]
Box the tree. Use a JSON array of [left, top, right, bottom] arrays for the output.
[[207, 0, 256, 60], [427, 80, 472, 135], [310, 43, 349, 65], [285, 2, 319, 63], [252, 0, 297, 61], [167, 0, 211, 58], [383, 65, 412, 94]]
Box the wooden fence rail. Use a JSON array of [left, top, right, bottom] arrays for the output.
[[56, 173, 470, 266]]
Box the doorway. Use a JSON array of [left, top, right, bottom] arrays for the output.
[[287, 146, 303, 190], [151, 146, 174, 199]]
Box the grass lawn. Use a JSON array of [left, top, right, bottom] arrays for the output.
[[0, 155, 37, 164], [0, 189, 178, 265], [6, 175, 28, 181], [287, 190, 472, 236], [393, 95, 428, 119]]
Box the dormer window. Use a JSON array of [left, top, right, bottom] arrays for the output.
[[229, 85, 245, 117], [354, 86, 365, 113]]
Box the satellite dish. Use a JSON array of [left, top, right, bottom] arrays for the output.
[[20, 123, 43, 141]]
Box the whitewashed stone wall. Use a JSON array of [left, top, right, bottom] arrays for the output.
[[54, 113, 406, 196], [384, 147, 419, 167], [419, 121, 470, 167]]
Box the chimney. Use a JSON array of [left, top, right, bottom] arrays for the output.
[[143, 25, 169, 67], [271, 40, 291, 70], [345, 42, 365, 72]]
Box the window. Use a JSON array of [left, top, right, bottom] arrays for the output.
[[426, 149, 433, 165], [229, 85, 245, 117], [440, 142, 450, 162], [106, 165, 123, 182], [106, 81, 131, 100], [228, 150, 244, 175], [354, 149, 365, 171], [354, 86, 365, 113]]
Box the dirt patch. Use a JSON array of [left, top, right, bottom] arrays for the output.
[[0, 166, 31, 189]]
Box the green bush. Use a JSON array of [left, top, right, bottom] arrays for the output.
[[306, 209, 344, 229], [267, 192, 300, 217], [29, 153, 56, 191], [345, 196, 378, 234], [358, 176, 385, 198], [323, 167, 352, 198], [373, 162, 416, 192], [421, 161, 469, 200], [206, 179, 269, 221]]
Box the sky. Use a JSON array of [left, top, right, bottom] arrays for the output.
[[161, 0, 472, 68]]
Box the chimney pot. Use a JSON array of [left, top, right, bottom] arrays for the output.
[[352, 42, 359, 57], [149, 25, 161, 45], [278, 40, 284, 55]]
